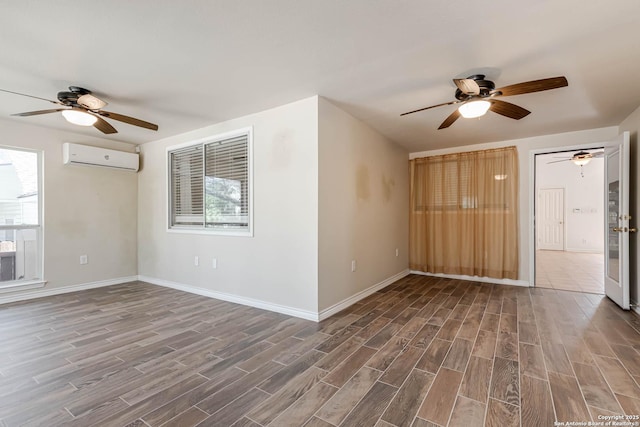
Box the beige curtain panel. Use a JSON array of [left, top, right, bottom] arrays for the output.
[[409, 146, 519, 280]]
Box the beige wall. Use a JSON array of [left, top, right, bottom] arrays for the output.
[[137, 96, 411, 317], [318, 98, 409, 311], [5, 95, 632, 319], [410, 126, 619, 283], [137, 96, 319, 314], [619, 105, 640, 306], [0, 119, 138, 294]]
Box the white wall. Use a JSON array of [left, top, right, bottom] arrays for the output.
[[535, 153, 604, 252], [318, 98, 409, 312], [410, 126, 619, 283], [0, 119, 138, 294], [137, 96, 319, 314], [619, 105, 640, 307]]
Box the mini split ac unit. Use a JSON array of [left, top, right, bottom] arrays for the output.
[[62, 143, 139, 172]]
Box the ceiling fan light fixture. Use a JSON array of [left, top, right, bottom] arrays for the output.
[[62, 109, 98, 126], [571, 151, 593, 166], [572, 157, 591, 166], [458, 100, 491, 118]]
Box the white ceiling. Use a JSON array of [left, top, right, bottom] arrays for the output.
[[1, 1, 638, 152]]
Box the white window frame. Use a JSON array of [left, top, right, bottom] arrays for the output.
[[166, 127, 253, 237], [0, 145, 45, 291]]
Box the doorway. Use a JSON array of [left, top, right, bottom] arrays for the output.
[[533, 148, 605, 294]]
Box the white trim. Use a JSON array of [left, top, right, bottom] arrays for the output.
[[318, 269, 411, 321], [410, 270, 530, 287], [39, 148, 45, 281], [139, 271, 412, 322], [0, 225, 40, 230], [165, 126, 254, 237], [137, 275, 319, 321], [529, 141, 610, 289], [166, 228, 252, 238], [0, 276, 137, 305], [563, 248, 604, 254], [0, 280, 46, 294]]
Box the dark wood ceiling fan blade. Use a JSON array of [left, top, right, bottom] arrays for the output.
[[12, 108, 67, 117], [401, 100, 461, 116], [453, 78, 480, 95], [92, 115, 118, 134], [495, 76, 568, 97], [0, 88, 64, 105], [97, 110, 158, 131], [489, 99, 531, 120], [547, 159, 572, 164], [438, 109, 461, 129]]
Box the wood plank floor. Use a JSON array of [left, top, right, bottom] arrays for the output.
[[2, 275, 640, 426]]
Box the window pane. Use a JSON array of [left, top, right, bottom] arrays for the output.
[[204, 135, 248, 229], [0, 149, 38, 226], [170, 146, 204, 226], [0, 228, 39, 282]]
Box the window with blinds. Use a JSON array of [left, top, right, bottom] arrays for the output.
[[168, 129, 252, 234], [412, 150, 512, 211], [414, 158, 474, 211]]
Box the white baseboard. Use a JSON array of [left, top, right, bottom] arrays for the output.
[[318, 269, 411, 321], [139, 270, 411, 323], [137, 275, 319, 322], [0, 280, 47, 294], [0, 276, 138, 305], [410, 270, 530, 287], [564, 248, 604, 254]]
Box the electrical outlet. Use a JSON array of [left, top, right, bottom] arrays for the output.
[[351, 260, 357, 272], [212, 258, 217, 269], [194, 256, 199, 266], [395, 248, 399, 257], [79, 255, 88, 265]]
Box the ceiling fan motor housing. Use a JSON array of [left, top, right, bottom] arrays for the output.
[[57, 86, 92, 105], [454, 75, 495, 100]]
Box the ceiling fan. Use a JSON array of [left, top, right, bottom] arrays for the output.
[[401, 74, 568, 129], [547, 149, 604, 165], [0, 86, 158, 135], [547, 149, 604, 177]]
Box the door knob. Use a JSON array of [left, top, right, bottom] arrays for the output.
[[630, 227, 638, 233]]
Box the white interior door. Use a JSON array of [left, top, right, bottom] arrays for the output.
[[537, 188, 564, 250], [604, 132, 630, 310]]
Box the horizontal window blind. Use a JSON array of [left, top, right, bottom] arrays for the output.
[[415, 151, 510, 211], [170, 145, 204, 226], [417, 158, 472, 210], [205, 135, 248, 228]]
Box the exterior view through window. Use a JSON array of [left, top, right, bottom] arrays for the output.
[[0, 147, 41, 283]]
